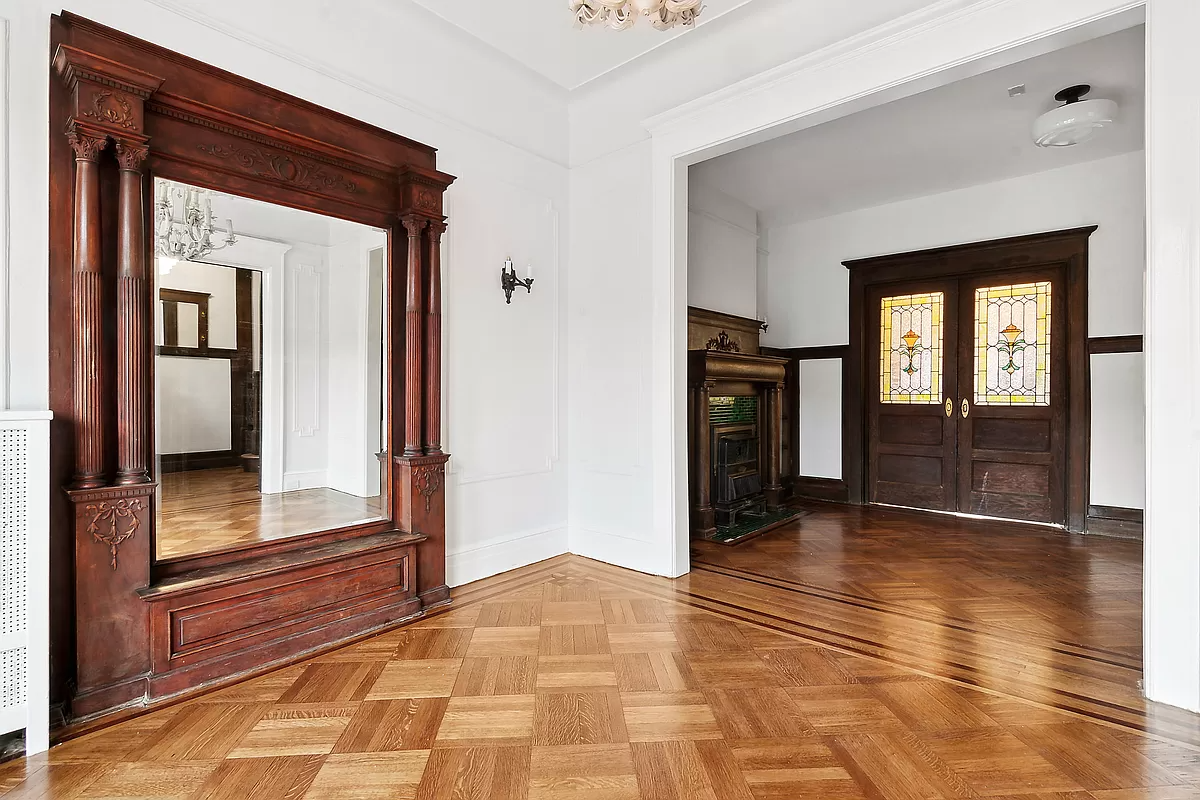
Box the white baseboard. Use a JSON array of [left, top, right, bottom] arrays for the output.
[[282, 470, 328, 491], [447, 526, 568, 587], [568, 526, 672, 577]]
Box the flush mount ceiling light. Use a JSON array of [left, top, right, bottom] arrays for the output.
[[570, 0, 704, 30], [1032, 84, 1119, 148]]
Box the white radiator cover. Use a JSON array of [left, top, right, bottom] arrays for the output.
[[0, 412, 50, 754]]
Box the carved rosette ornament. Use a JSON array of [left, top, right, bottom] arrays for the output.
[[86, 498, 143, 569], [412, 464, 443, 513]]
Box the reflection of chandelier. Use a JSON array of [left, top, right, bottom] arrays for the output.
[[570, 0, 703, 30], [154, 181, 236, 273]]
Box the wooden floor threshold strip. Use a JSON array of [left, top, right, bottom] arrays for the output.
[[692, 560, 1141, 669]]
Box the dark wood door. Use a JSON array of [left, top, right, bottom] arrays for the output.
[[955, 268, 1066, 523], [867, 281, 960, 512]]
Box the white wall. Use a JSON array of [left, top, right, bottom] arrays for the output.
[[568, 142, 657, 572], [2, 0, 569, 589], [155, 261, 239, 455], [686, 182, 760, 319], [764, 152, 1146, 508]]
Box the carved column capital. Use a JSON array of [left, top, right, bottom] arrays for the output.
[[66, 124, 108, 162], [402, 215, 427, 238], [427, 219, 447, 240], [114, 139, 150, 172]]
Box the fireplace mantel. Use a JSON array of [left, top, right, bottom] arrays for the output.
[[688, 348, 788, 540]]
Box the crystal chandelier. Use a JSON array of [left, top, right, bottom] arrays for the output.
[[570, 0, 704, 30], [154, 180, 237, 273]]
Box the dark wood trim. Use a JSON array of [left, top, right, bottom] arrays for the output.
[[1087, 505, 1143, 540], [157, 449, 240, 473], [769, 345, 849, 361], [1088, 504, 1143, 522], [156, 345, 238, 359], [158, 288, 210, 304], [159, 288, 210, 349], [1089, 334, 1143, 355], [845, 227, 1095, 531], [230, 268, 255, 465], [790, 476, 850, 503]]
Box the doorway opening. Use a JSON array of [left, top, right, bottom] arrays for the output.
[[682, 22, 1148, 710]]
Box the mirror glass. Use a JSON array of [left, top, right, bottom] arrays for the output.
[[153, 178, 389, 560]]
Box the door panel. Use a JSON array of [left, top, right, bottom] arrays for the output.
[[868, 284, 958, 512], [956, 270, 1066, 524]]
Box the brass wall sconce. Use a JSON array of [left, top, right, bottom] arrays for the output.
[[501, 258, 534, 304]]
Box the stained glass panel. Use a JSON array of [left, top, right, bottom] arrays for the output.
[[879, 292, 943, 404], [974, 282, 1051, 406]]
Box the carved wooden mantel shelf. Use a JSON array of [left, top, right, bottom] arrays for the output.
[[691, 350, 788, 387]]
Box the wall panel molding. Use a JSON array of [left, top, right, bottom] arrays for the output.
[[287, 262, 321, 438]]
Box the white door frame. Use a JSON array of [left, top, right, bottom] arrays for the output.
[[646, 0, 1200, 711]]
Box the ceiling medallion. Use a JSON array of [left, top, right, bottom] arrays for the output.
[[570, 0, 704, 31]]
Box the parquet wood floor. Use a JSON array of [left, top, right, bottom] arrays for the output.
[[157, 468, 384, 560], [5, 521, 1199, 799]]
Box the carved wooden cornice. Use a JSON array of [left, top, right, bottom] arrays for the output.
[[398, 164, 456, 219], [148, 93, 396, 182], [54, 44, 163, 138]]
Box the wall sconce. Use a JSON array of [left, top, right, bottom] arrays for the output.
[[501, 258, 534, 304]]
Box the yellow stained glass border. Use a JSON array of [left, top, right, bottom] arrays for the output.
[[974, 281, 1051, 406], [879, 291, 943, 405]]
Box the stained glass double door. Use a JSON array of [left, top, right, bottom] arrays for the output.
[[867, 266, 1066, 525]]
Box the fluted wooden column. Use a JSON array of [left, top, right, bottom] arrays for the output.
[[402, 215, 426, 456], [765, 381, 784, 509], [67, 124, 109, 490], [424, 221, 446, 454], [694, 380, 716, 535], [115, 140, 151, 485]]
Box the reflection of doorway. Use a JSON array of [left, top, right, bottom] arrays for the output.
[[156, 264, 260, 479], [850, 228, 1091, 530]]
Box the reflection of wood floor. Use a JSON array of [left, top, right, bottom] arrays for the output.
[[6, 550, 1200, 798], [157, 467, 383, 560]]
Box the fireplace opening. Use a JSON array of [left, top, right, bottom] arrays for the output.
[[710, 395, 767, 527]]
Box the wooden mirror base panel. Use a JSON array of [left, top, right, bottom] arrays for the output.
[[50, 14, 454, 723]]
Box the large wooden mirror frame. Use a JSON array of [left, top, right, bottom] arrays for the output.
[[48, 12, 455, 721]]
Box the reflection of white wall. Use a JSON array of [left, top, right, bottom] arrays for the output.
[[326, 229, 388, 499], [156, 262, 239, 455], [156, 260, 237, 348], [156, 357, 232, 454], [283, 246, 328, 491]]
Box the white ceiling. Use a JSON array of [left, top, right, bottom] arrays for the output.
[[691, 25, 1146, 227], [403, 0, 762, 90]]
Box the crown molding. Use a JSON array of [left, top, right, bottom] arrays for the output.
[[140, 0, 571, 170]]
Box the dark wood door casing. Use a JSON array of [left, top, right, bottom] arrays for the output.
[[49, 12, 456, 720], [845, 227, 1094, 532]]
